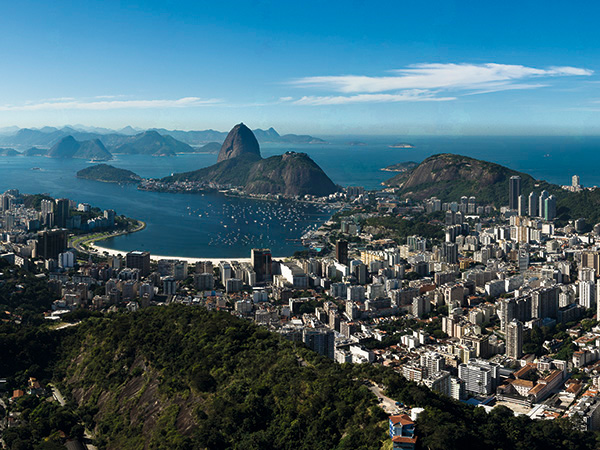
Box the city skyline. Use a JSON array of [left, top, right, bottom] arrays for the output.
[[1, 1, 600, 134]]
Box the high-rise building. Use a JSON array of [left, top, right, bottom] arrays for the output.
[[528, 191, 538, 217], [251, 248, 272, 283], [103, 209, 116, 227], [440, 242, 458, 264], [458, 359, 499, 395], [581, 251, 600, 277], [55, 198, 70, 228], [518, 194, 527, 216], [509, 176, 521, 210], [544, 195, 557, 221], [126, 251, 151, 277], [532, 286, 559, 319], [579, 280, 596, 309], [302, 328, 335, 359], [539, 190, 549, 219], [506, 319, 523, 359], [572, 175, 581, 188], [335, 240, 349, 265], [40, 199, 55, 227], [35, 229, 68, 260]]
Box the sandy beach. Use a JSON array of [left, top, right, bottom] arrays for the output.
[[91, 243, 287, 264]]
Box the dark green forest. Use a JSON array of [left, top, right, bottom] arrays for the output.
[[2, 303, 599, 449]]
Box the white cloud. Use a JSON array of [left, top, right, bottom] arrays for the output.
[[292, 63, 592, 93], [287, 63, 593, 104], [294, 91, 455, 105], [0, 97, 221, 111]]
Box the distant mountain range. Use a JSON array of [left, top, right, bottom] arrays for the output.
[[12, 131, 196, 160], [0, 125, 327, 149]]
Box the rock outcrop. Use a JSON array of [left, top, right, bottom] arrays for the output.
[[216, 123, 261, 163]]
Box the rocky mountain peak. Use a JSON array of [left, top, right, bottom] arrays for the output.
[[217, 123, 261, 163]]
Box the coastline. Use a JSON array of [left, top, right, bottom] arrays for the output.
[[90, 243, 288, 264]]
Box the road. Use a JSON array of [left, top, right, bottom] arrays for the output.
[[53, 321, 80, 331], [70, 219, 145, 257], [368, 383, 402, 415], [49, 384, 98, 450]]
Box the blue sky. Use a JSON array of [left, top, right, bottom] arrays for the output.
[[1, 0, 600, 135]]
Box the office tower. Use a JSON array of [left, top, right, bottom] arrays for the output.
[[251, 248, 272, 282], [126, 251, 151, 276], [572, 175, 581, 188], [35, 229, 68, 260], [55, 198, 70, 228], [335, 240, 349, 265], [509, 176, 521, 210], [539, 190, 549, 219], [506, 319, 523, 359], [544, 195, 557, 221], [518, 194, 527, 216]]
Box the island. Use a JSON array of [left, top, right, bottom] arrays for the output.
[[0, 148, 19, 156], [381, 161, 418, 172], [76, 164, 142, 184]]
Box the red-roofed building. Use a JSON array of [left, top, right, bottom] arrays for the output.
[[389, 414, 417, 449]]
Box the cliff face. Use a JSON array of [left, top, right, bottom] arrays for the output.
[[165, 125, 338, 197], [216, 123, 261, 163]]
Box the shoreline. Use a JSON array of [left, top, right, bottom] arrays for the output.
[[90, 243, 288, 264]]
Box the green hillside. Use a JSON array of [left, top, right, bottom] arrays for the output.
[[55, 306, 388, 449], [386, 153, 600, 225]]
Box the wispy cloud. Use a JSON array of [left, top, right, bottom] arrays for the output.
[[0, 97, 222, 111], [287, 63, 593, 104], [294, 90, 455, 105]]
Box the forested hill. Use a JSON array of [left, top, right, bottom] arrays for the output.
[[76, 164, 142, 183], [49, 306, 599, 450], [386, 153, 600, 225], [3, 301, 598, 449], [55, 306, 388, 449]]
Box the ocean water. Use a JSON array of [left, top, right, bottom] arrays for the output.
[[1, 135, 599, 257]]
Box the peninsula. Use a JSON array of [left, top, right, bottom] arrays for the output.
[[157, 123, 339, 197]]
